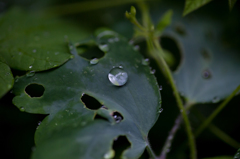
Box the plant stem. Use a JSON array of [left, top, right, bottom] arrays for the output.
[[146, 142, 157, 159], [194, 85, 240, 137], [191, 107, 240, 149]]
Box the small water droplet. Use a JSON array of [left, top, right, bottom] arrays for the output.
[[38, 121, 41, 126], [159, 85, 163, 90], [150, 69, 156, 74], [32, 49, 36, 53], [133, 45, 140, 51], [26, 71, 35, 77], [90, 58, 99, 65], [119, 65, 123, 69], [20, 107, 25, 112], [104, 149, 115, 159], [212, 96, 220, 103], [108, 67, 128, 86], [202, 69, 211, 79], [29, 65, 33, 69], [142, 58, 149, 65], [159, 108, 163, 113], [99, 44, 109, 52]]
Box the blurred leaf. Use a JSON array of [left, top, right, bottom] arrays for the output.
[[0, 8, 89, 71], [234, 148, 240, 159], [163, 12, 240, 103], [229, 0, 237, 10], [183, 0, 212, 16], [156, 10, 173, 33], [0, 62, 14, 98], [12, 30, 161, 159]]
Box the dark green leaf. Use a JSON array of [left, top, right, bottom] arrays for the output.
[[163, 13, 240, 103], [234, 148, 240, 159], [0, 8, 89, 71], [183, 0, 212, 16], [229, 0, 237, 10], [13, 30, 161, 159], [0, 62, 14, 98]]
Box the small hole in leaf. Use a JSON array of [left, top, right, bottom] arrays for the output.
[[201, 48, 211, 61], [112, 136, 131, 159], [174, 24, 186, 36], [202, 69, 212, 79], [25, 84, 44, 97], [160, 36, 182, 71], [81, 94, 102, 110], [94, 114, 109, 122], [77, 44, 104, 60], [112, 112, 124, 123]]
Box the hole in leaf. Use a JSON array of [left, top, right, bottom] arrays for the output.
[[202, 69, 212, 79], [112, 136, 131, 159], [81, 94, 102, 110], [25, 84, 44, 97], [112, 111, 124, 123], [77, 44, 104, 60], [94, 114, 109, 122], [160, 36, 182, 71]]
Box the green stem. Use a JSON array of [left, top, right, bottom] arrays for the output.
[[192, 107, 240, 149], [194, 85, 240, 137], [146, 142, 157, 159]]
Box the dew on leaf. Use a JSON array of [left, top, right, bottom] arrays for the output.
[[29, 65, 33, 69], [108, 67, 128, 86], [26, 71, 35, 77], [90, 58, 99, 65], [20, 107, 25, 112], [142, 58, 149, 65], [103, 149, 115, 159], [202, 69, 211, 79], [159, 108, 163, 113], [99, 44, 109, 52], [150, 69, 156, 74], [159, 85, 163, 90], [112, 112, 123, 123]]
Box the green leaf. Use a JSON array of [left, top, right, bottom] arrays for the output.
[[234, 148, 240, 159], [0, 8, 89, 71], [183, 0, 212, 16], [229, 0, 237, 10], [0, 62, 14, 98], [163, 14, 240, 103], [156, 10, 173, 33], [12, 30, 161, 159]]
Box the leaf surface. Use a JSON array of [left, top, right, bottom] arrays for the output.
[[0, 8, 89, 71], [13, 30, 161, 159], [183, 0, 212, 16], [0, 62, 14, 98], [163, 13, 240, 103]]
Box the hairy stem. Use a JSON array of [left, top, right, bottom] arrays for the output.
[[194, 85, 240, 137]]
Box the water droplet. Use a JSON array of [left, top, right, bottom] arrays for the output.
[[142, 58, 149, 65], [133, 45, 140, 51], [20, 107, 25, 112], [38, 121, 41, 126], [212, 96, 220, 103], [159, 85, 162, 90], [32, 49, 36, 53], [234, 152, 240, 158], [150, 69, 156, 74], [113, 114, 123, 123], [29, 65, 33, 69], [159, 108, 163, 113], [26, 71, 35, 77], [202, 69, 211, 79], [104, 149, 115, 159], [90, 58, 99, 65], [99, 44, 109, 52], [108, 67, 128, 86], [70, 55, 74, 59], [118, 65, 123, 69]]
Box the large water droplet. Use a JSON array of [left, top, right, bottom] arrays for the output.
[[20, 107, 25, 112], [142, 58, 149, 65], [90, 58, 99, 65], [26, 71, 35, 77], [212, 96, 220, 103], [99, 44, 109, 52], [108, 67, 128, 86]]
